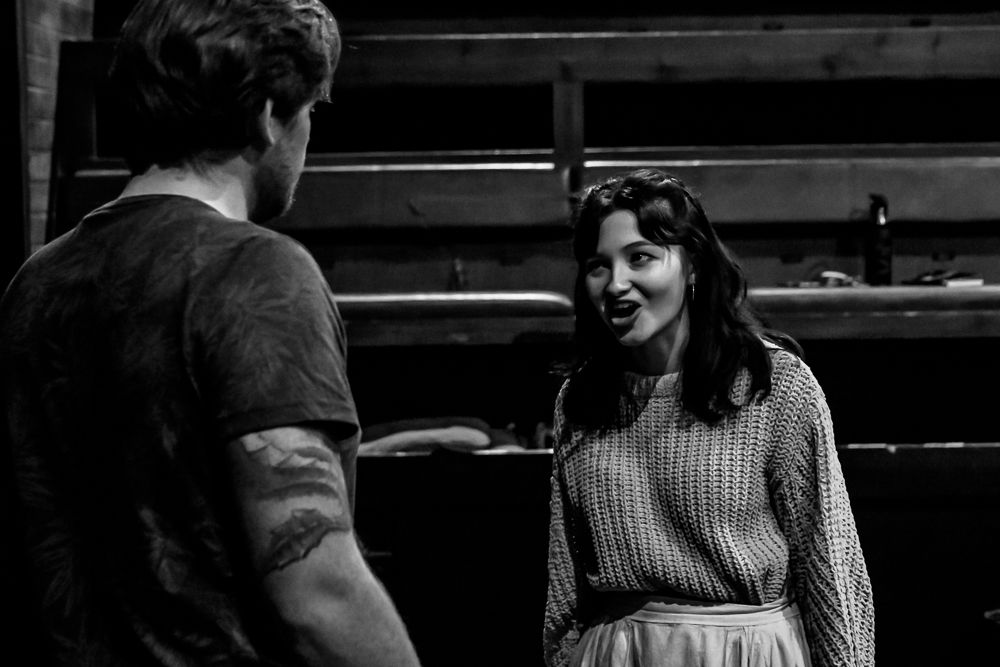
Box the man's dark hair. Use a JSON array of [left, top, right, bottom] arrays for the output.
[[109, 0, 340, 174]]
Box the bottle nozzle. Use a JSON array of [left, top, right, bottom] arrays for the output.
[[869, 194, 888, 226]]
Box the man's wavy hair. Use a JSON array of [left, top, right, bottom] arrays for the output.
[[563, 168, 801, 427], [109, 0, 340, 174]]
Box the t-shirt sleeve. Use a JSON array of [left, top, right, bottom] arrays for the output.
[[186, 232, 358, 447]]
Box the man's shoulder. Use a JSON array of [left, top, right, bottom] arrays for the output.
[[206, 223, 316, 273], [187, 220, 327, 304], [117, 196, 311, 268]]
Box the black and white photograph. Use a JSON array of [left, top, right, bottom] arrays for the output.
[[3, 2, 999, 666]]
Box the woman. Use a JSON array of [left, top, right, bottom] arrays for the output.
[[543, 168, 874, 667]]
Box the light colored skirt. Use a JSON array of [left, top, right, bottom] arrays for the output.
[[570, 593, 812, 667]]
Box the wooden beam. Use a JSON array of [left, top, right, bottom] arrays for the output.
[[584, 146, 1000, 223], [340, 13, 1000, 38], [338, 24, 1000, 85], [285, 162, 571, 229], [553, 80, 584, 174], [751, 285, 1000, 339], [336, 286, 1000, 346], [62, 144, 1000, 234]]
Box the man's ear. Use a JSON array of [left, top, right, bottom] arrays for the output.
[[250, 98, 279, 150]]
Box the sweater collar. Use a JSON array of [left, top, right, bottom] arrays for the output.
[[623, 370, 680, 397]]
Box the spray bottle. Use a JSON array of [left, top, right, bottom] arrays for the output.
[[864, 193, 892, 286]]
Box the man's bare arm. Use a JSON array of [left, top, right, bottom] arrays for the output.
[[228, 425, 420, 666]]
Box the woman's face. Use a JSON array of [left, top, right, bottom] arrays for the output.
[[584, 209, 692, 372]]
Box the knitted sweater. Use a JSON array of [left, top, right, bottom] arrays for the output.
[[543, 349, 874, 667]]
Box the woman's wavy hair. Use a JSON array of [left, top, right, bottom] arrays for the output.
[[562, 168, 801, 427], [109, 0, 340, 174]]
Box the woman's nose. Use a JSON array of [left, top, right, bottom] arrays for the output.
[[606, 265, 631, 295]]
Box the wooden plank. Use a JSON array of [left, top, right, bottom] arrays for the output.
[[337, 286, 1000, 346], [338, 24, 1000, 85], [553, 80, 584, 172], [285, 163, 571, 229], [760, 309, 1000, 340], [751, 285, 1000, 312], [755, 285, 1000, 339], [838, 442, 1000, 499], [53, 161, 570, 233], [335, 290, 572, 318], [583, 150, 1000, 223], [57, 144, 1000, 236], [342, 315, 574, 346], [341, 13, 1000, 37]]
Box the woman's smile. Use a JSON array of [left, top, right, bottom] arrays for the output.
[[607, 299, 640, 326]]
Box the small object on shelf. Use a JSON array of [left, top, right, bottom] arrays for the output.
[[864, 193, 892, 286], [943, 276, 985, 287], [901, 269, 985, 287], [781, 270, 865, 288], [817, 270, 864, 287], [358, 426, 492, 455]]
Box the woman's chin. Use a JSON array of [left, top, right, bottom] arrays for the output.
[[613, 329, 648, 348]]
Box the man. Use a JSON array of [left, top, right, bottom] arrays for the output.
[[0, 1, 420, 665]]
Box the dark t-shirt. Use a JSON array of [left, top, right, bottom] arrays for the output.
[[0, 195, 359, 666]]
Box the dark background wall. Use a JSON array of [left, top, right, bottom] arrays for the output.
[[1, 0, 28, 285]]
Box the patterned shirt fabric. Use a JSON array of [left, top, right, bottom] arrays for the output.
[[544, 349, 875, 667], [1, 195, 359, 666]]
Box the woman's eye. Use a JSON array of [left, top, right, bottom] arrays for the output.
[[585, 260, 607, 274], [630, 252, 653, 264]]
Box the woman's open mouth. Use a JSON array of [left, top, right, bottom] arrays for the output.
[[607, 300, 640, 326]]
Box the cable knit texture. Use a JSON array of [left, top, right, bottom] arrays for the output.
[[543, 349, 874, 667]]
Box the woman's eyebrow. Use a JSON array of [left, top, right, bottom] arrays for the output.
[[622, 240, 661, 251]]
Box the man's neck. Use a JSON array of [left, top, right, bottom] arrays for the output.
[[118, 161, 251, 221]]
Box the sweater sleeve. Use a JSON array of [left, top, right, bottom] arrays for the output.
[[771, 371, 875, 667], [543, 384, 587, 667]]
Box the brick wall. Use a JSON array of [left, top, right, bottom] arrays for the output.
[[23, 0, 94, 253]]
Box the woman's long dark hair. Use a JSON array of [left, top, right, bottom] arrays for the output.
[[562, 168, 800, 427]]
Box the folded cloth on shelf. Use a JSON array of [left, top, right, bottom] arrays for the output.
[[358, 425, 491, 455], [361, 416, 491, 442]]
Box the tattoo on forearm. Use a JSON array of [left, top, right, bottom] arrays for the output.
[[238, 431, 353, 574], [264, 508, 341, 573]]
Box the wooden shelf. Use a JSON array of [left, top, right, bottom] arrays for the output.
[[751, 285, 1000, 339], [337, 290, 573, 346], [56, 145, 1000, 234], [289, 159, 570, 230], [584, 145, 1000, 223], [335, 286, 1000, 346]]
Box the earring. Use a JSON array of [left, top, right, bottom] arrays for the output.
[[689, 282, 696, 302]]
